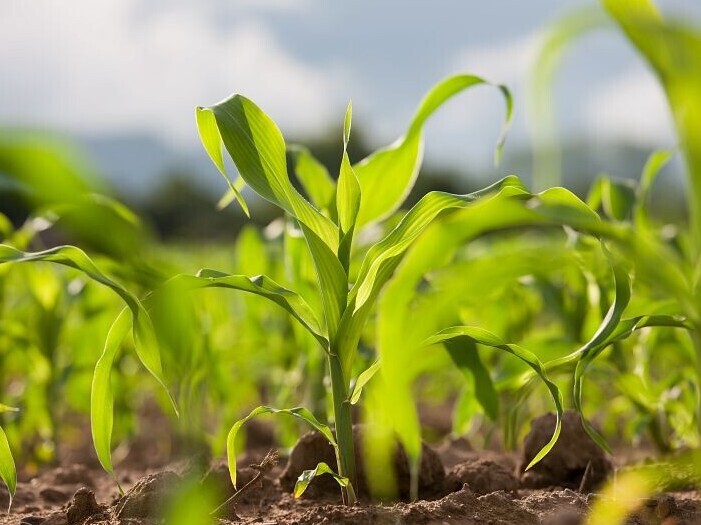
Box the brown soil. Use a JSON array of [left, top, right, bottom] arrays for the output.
[[2, 413, 700, 525]]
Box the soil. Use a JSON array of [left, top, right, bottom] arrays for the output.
[[2, 412, 701, 525]]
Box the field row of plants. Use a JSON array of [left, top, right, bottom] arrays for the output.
[[1, 0, 701, 521]]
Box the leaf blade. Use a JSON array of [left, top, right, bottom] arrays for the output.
[[294, 462, 349, 499], [424, 326, 564, 469], [354, 74, 514, 228], [226, 406, 336, 488]]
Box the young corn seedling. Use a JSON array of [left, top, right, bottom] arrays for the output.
[[190, 74, 530, 504]]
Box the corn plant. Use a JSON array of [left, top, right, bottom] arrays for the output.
[[182, 74, 559, 504]]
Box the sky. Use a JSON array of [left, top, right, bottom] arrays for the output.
[[1, 0, 700, 191]]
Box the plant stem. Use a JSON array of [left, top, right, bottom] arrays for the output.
[[691, 329, 701, 439], [328, 352, 357, 505]]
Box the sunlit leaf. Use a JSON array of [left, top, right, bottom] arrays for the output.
[[91, 309, 131, 477], [226, 406, 336, 488], [196, 106, 249, 216], [572, 258, 631, 453], [352, 176, 528, 312], [290, 146, 336, 212], [197, 97, 338, 252], [0, 425, 16, 510], [336, 102, 361, 270], [165, 270, 328, 348], [350, 359, 381, 405], [354, 74, 514, 228], [294, 462, 349, 498]]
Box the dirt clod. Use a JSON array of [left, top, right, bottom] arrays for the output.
[[444, 458, 519, 495], [521, 411, 612, 490], [114, 471, 180, 519], [66, 488, 101, 524]]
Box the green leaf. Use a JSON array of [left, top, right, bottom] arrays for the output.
[[0, 245, 177, 477], [294, 462, 349, 498], [0, 244, 137, 309], [195, 106, 249, 216], [352, 176, 528, 312], [600, 177, 637, 222], [0, 425, 16, 510], [354, 74, 514, 228], [572, 258, 632, 453], [197, 97, 338, 252], [606, 314, 692, 343], [166, 270, 328, 348], [350, 359, 381, 405], [226, 406, 336, 488], [336, 102, 361, 270], [0, 245, 175, 407], [0, 213, 12, 239], [424, 326, 564, 469], [444, 340, 499, 421], [289, 146, 336, 212], [298, 225, 347, 341], [91, 308, 131, 476], [334, 176, 529, 380], [215, 176, 247, 212]]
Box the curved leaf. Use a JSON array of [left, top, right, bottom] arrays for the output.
[[226, 406, 336, 488], [289, 146, 335, 212], [166, 270, 327, 348], [354, 74, 514, 228], [0, 425, 16, 511], [91, 309, 131, 477], [0, 245, 174, 408], [350, 359, 381, 405], [195, 107, 249, 216], [294, 462, 349, 498], [424, 326, 564, 469], [0, 244, 177, 479], [528, 6, 610, 190], [197, 97, 338, 252], [298, 224, 347, 341], [352, 176, 528, 312], [444, 339, 499, 421], [572, 259, 631, 453]]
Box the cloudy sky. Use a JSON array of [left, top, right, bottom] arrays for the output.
[[1, 0, 699, 186]]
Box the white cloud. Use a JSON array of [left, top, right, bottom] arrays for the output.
[[451, 33, 542, 84], [0, 0, 348, 146], [583, 66, 675, 146], [410, 33, 541, 163]]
